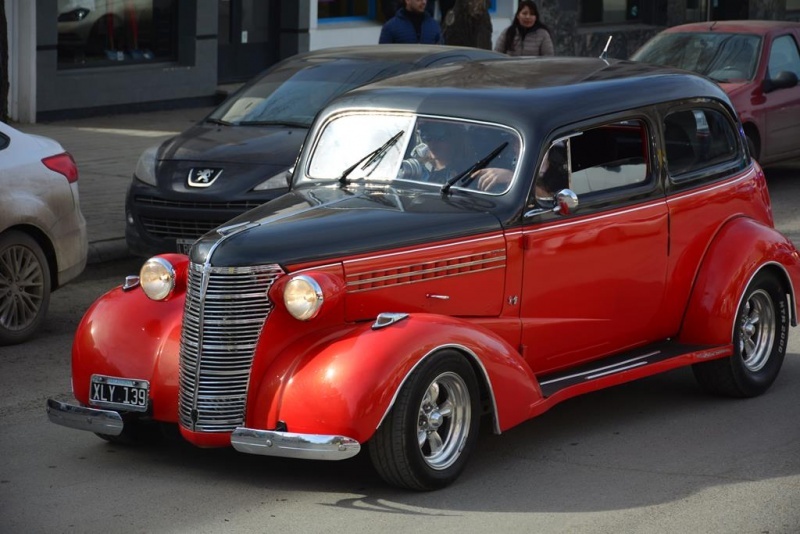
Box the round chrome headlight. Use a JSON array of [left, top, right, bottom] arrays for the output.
[[139, 257, 175, 301], [283, 275, 323, 321]]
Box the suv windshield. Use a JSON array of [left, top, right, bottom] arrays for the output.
[[633, 32, 761, 82], [303, 113, 521, 195], [208, 59, 412, 127]]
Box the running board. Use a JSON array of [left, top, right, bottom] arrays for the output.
[[537, 341, 724, 398]]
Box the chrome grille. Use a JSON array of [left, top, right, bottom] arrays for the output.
[[179, 262, 284, 432]]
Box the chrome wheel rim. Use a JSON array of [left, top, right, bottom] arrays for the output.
[[739, 289, 775, 372], [0, 244, 45, 332], [416, 371, 471, 470]]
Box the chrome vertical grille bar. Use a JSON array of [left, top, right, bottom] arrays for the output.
[[178, 262, 284, 432]]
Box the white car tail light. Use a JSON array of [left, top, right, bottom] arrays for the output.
[[42, 152, 79, 183]]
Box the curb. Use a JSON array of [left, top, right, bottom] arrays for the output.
[[87, 238, 134, 265]]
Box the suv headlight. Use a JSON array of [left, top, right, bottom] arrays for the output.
[[283, 275, 323, 320], [134, 144, 160, 186], [140, 257, 175, 301]]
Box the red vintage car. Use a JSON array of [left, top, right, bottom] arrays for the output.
[[631, 20, 800, 166], [48, 57, 800, 490]]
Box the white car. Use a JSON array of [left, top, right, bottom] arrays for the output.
[[0, 122, 88, 345]]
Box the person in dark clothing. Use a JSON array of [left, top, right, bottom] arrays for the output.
[[379, 0, 443, 44], [441, 0, 492, 50]]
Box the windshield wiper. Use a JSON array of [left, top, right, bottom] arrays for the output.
[[441, 141, 508, 195], [206, 117, 233, 126], [338, 130, 405, 185]]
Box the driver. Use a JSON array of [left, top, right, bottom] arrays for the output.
[[400, 120, 515, 191]]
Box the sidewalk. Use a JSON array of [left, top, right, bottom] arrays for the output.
[[17, 106, 214, 264]]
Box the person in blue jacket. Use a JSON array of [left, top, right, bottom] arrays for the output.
[[379, 0, 443, 44]]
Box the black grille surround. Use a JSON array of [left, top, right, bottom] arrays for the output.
[[178, 261, 285, 433]]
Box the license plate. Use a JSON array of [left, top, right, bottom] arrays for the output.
[[176, 238, 195, 254], [90, 375, 149, 412]]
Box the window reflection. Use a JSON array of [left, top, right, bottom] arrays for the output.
[[57, 0, 177, 68]]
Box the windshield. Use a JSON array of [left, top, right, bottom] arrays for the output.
[[633, 32, 761, 83], [208, 58, 411, 127], [303, 113, 521, 195]]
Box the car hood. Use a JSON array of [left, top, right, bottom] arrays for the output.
[[191, 185, 503, 267], [159, 122, 307, 166]]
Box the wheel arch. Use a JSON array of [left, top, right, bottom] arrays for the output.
[[1, 224, 58, 290], [252, 314, 542, 443], [678, 217, 800, 346]]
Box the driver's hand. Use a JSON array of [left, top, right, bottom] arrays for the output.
[[472, 168, 512, 191]]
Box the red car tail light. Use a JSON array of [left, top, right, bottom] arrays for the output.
[[42, 152, 79, 183]]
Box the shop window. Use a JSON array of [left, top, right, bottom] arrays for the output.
[[580, 0, 641, 24], [318, 0, 374, 21], [57, 0, 178, 69]]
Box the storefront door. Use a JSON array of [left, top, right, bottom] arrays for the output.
[[218, 0, 280, 83]]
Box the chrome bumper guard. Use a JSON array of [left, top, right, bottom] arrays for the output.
[[231, 428, 361, 460], [46, 398, 124, 436]]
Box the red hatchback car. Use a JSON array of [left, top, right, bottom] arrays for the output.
[[48, 57, 800, 491], [632, 20, 800, 166]]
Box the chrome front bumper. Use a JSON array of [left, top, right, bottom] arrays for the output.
[[231, 428, 361, 460], [46, 398, 123, 436]]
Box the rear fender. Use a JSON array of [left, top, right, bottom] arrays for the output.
[[247, 313, 541, 444], [679, 218, 800, 345]]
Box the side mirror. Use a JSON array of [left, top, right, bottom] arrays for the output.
[[553, 189, 579, 215], [763, 70, 799, 93]]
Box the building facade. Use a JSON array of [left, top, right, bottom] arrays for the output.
[[3, 0, 799, 122]]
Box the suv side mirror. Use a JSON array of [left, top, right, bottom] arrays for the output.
[[763, 70, 799, 93]]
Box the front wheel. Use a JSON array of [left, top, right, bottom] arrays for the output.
[[692, 271, 789, 397], [368, 350, 480, 491]]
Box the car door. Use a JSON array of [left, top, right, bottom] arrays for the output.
[[762, 32, 800, 160], [519, 117, 670, 375]]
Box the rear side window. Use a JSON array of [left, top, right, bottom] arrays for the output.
[[0, 133, 8, 150], [664, 108, 738, 177]]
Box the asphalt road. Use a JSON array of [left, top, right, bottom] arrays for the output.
[[1, 168, 799, 533]]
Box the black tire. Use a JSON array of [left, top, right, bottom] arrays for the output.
[[692, 271, 789, 397], [368, 350, 480, 491], [0, 230, 52, 346]]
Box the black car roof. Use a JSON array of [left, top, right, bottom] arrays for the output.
[[323, 56, 734, 137]]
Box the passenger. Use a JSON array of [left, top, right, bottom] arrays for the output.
[[494, 1, 555, 57], [379, 0, 443, 44]]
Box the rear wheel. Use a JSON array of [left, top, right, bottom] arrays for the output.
[[692, 271, 788, 397], [0, 230, 52, 346], [368, 350, 480, 491]]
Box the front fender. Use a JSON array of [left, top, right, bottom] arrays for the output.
[[71, 255, 188, 422], [679, 217, 800, 345], [247, 314, 541, 444]]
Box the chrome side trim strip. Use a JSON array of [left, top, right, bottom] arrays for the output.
[[231, 428, 361, 460], [46, 398, 124, 436]]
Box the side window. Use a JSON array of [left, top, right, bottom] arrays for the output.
[[567, 120, 649, 196], [768, 35, 800, 79], [0, 133, 8, 151], [664, 108, 738, 177]]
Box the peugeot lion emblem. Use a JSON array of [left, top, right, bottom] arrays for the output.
[[187, 168, 222, 188]]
